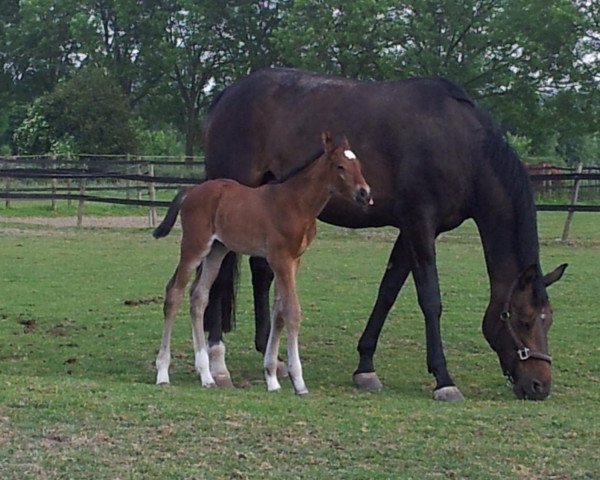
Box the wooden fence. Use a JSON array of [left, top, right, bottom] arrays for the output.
[[1, 155, 600, 240], [0, 154, 205, 227]]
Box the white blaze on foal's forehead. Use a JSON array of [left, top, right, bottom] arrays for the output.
[[344, 150, 357, 160]]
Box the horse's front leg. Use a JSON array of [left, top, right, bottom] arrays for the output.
[[268, 259, 307, 395], [193, 269, 233, 388], [354, 233, 411, 391], [250, 256, 288, 378], [408, 229, 464, 402], [263, 289, 284, 392], [189, 244, 229, 388]]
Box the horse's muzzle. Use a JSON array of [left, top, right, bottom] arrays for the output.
[[356, 186, 373, 206], [513, 375, 551, 400]]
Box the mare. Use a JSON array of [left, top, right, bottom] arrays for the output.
[[201, 68, 568, 401], [153, 132, 371, 394]]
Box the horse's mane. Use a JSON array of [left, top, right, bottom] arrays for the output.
[[480, 117, 547, 304], [271, 149, 325, 184]]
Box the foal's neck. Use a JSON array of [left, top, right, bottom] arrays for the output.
[[280, 154, 335, 218]]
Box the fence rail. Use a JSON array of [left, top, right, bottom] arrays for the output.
[[1, 156, 599, 238]]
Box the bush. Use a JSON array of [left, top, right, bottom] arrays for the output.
[[13, 67, 138, 155]]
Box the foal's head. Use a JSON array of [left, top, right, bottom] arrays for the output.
[[321, 131, 372, 207]]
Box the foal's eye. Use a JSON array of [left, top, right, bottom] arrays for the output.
[[337, 164, 345, 171]]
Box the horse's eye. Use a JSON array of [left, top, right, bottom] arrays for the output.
[[337, 164, 345, 171]]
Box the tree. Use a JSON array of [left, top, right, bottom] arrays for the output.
[[274, 0, 597, 154], [14, 67, 137, 155]]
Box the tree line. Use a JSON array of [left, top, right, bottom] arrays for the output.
[[1, 0, 598, 164]]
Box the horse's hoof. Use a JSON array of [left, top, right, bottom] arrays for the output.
[[433, 386, 465, 402], [156, 371, 170, 385], [156, 380, 170, 386], [213, 374, 234, 388], [353, 372, 383, 391], [290, 378, 308, 395]]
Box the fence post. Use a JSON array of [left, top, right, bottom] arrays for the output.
[[147, 163, 157, 228], [136, 162, 143, 206], [77, 173, 86, 228], [126, 153, 131, 201], [561, 163, 583, 243], [3, 161, 10, 208], [50, 155, 58, 211]]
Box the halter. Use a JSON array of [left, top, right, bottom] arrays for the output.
[[499, 310, 552, 364], [500, 279, 552, 365]]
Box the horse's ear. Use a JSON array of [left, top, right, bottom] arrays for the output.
[[517, 264, 538, 291], [543, 263, 568, 287], [341, 135, 350, 149], [321, 131, 334, 153]]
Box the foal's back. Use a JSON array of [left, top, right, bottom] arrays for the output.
[[180, 178, 304, 258]]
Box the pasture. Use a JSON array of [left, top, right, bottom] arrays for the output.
[[0, 212, 599, 479]]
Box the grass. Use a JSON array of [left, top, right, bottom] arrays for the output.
[[0, 212, 599, 479]]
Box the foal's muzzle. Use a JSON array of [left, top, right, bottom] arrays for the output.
[[356, 186, 373, 206]]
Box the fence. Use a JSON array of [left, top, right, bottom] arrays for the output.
[[0, 154, 205, 227], [1, 155, 600, 240]]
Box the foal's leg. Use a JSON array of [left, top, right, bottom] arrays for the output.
[[190, 269, 233, 387], [250, 256, 288, 378], [156, 262, 199, 385], [189, 243, 229, 388], [265, 259, 307, 395], [263, 285, 285, 392]]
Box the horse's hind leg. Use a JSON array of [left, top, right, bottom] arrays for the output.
[[189, 243, 229, 388], [156, 263, 197, 385]]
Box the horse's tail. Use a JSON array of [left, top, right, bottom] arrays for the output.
[[152, 188, 189, 239]]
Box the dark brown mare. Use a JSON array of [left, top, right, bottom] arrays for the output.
[[200, 68, 568, 401], [153, 132, 371, 394]]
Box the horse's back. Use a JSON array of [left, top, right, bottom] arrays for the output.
[[204, 68, 497, 229]]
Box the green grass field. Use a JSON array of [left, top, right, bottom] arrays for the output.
[[0, 212, 599, 479]]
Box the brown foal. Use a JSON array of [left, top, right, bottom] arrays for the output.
[[153, 132, 372, 394]]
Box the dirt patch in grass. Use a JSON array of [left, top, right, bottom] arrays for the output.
[[0, 215, 154, 229]]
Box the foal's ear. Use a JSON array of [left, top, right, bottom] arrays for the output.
[[321, 131, 334, 153], [543, 263, 568, 287], [340, 135, 351, 150]]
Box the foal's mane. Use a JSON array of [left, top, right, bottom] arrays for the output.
[[271, 149, 325, 184]]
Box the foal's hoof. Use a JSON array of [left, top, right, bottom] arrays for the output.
[[213, 374, 234, 388], [433, 386, 465, 402], [352, 372, 383, 391]]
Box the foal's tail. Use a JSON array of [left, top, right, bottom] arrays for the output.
[[152, 188, 189, 239]]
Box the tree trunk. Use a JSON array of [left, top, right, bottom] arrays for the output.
[[184, 104, 198, 164]]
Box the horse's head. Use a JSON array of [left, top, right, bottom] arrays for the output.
[[483, 263, 567, 400], [321, 131, 372, 207]]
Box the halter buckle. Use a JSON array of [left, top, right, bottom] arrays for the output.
[[517, 347, 531, 361]]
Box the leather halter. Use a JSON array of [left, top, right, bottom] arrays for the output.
[[499, 310, 552, 364], [500, 278, 552, 365]]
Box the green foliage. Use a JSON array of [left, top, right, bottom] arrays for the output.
[[12, 100, 52, 154], [13, 68, 137, 155], [1, 0, 598, 157], [506, 133, 532, 158], [135, 124, 185, 157]]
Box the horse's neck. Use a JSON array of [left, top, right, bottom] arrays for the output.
[[475, 206, 540, 305], [280, 156, 334, 218]]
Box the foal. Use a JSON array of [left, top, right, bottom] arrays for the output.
[[153, 132, 372, 394]]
